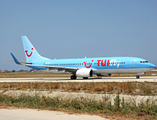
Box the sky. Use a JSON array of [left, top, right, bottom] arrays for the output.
[[0, 0, 157, 71]]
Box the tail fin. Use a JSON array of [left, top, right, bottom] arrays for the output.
[[22, 36, 49, 62]]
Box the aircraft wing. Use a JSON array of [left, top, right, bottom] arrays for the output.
[[26, 64, 78, 73]]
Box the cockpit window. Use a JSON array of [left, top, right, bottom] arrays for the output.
[[140, 61, 148, 63]]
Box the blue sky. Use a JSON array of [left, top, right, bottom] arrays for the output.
[[0, 0, 157, 70]]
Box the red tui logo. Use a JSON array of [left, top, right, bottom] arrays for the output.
[[25, 48, 33, 57], [83, 60, 94, 68]]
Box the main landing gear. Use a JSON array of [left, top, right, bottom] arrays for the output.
[[71, 74, 77, 79], [70, 75, 89, 79], [83, 77, 88, 79], [136, 75, 140, 79]]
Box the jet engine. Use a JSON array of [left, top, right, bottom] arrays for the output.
[[76, 69, 93, 77]]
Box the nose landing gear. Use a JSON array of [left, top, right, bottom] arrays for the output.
[[136, 72, 146, 79], [136, 75, 140, 79]]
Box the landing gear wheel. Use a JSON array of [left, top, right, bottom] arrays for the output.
[[71, 75, 77, 79], [83, 77, 88, 79], [136, 75, 140, 79]]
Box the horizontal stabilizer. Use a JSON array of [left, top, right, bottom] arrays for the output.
[[10, 53, 32, 65], [11, 53, 21, 64]]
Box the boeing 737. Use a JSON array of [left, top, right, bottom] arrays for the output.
[[10, 36, 156, 79]]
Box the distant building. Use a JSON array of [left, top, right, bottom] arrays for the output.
[[0, 70, 8, 73]]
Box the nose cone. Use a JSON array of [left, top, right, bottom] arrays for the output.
[[149, 63, 156, 68]]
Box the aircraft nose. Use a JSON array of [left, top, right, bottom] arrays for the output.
[[149, 63, 156, 68]]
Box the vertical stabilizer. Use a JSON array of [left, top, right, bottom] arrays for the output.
[[22, 36, 49, 62]]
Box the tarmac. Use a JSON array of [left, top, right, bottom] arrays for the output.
[[0, 76, 157, 82], [0, 108, 108, 120]]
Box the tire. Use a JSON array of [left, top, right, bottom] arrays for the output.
[[136, 75, 140, 79], [71, 75, 76, 79]]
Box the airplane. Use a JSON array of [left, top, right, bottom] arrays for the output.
[[10, 36, 156, 79]]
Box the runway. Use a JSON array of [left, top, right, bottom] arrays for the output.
[[0, 76, 157, 82], [0, 109, 107, 120]]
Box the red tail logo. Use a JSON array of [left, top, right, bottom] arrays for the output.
[[25, 48, 33, 57]]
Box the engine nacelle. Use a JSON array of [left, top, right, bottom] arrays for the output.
[[76, 69, 93, 77], [96, 74, 112, 77]]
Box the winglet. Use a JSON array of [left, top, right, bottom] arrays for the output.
[[10, 53, 21, 65]]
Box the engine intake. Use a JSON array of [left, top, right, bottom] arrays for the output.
[[76, 69, 93, 77]]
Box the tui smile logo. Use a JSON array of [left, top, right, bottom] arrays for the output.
[[25, 48, 33, 57], [83, 60, 94, 68]]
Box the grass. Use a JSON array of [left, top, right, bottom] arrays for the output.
[[0, 82, 157, 95], [0, 81, 157, 119], [0, 93, 157, 119], [0, 71, 70, 78]]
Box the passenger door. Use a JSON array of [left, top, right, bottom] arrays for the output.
[[131, 60, 135, 68]]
